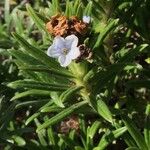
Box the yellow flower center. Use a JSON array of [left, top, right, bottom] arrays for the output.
[[62, 48, 69, 55]]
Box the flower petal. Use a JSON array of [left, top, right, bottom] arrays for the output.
[[68, 47, 80, 59], [82, 16, 91, 24], [58, 55, 72, 67], [65, 35, 78, 49], [47, 45, 61, 58], [53, 36, 65, 50], [47, 36, 66, 58]]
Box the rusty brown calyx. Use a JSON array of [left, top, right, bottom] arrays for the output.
[[76, 44, 93, 62], [59, 116, 79, 134], [46, 14, 89, 37]]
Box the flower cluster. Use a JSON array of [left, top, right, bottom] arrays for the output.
[[47, 35, 80, 67], [46, 14, 90, 37], [46, 14, 92, 67], [59, 116, 79, 134]]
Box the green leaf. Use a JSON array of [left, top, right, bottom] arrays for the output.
[[11, 90, 50, 101], [39, 101, 54, 111], [93, 19, 119, 50], [7, 80, 69, 91], [9, 49, 43, 66], [25, 112, 41, 125], [84, 1, 93, 16], [52, 0, 60, 13], [118, 44, 148, 63], [94, 127, 127, 150], [4, 0, 10, 24], [73, 0, 80, 14], [0, 103, 15, 132], [92, 0, 105, 14], [58, 134, 78, 149], [88, 121, 101, 139], [96, 99, 113, 123], [12, 33, 57, 68], [51, 92, 64, 108], [12, 10, 24, 34], [83, 69, 95, 82], [144, 104, 150, 149], [65, 0, 72, 17], [123, 133, 137, 147], [75, 3, 82, 18], [145, 58, 150, 64], [60, 86, 83, 103], [12, 135, 26, 147], [34, 119, 47, 146], [122, 115, 148, 150], [47, 127, 56, 145], [40, 106, 61, 113], [19, 65, 74, 78], [51, 86, 83, 108], [0, 40, 13, 49], [15, 100, 48, 109], [26, 4, 46, 32], [37, 101, 88, 132]]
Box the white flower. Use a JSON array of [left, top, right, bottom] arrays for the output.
[[82, 16, 91, 24], [47, 35, 80, 67]]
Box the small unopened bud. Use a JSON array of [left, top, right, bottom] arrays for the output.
[[82, 16, 91, 24]]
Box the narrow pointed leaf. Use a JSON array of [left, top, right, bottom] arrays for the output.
[[51, 92, 64, 108], [94, 19, 119, 49], [122, 115, 148, 150], [118, 44, 148, 63], [47, 127, 56, 145], [40, 106, 61, 113], [65, 0, 72, 17], [94, 127, 127, 150], [144, 104, 150, 148], [52, 86, 83, 108], [25, 112, 41, 125], [19, 65, 73, 78], [9, 49, 43, 66], [34, 119, 47, 146], [15, 100, 48, 109], [88, 121, 101, 139], [60, 86, 83, 103], [26, 4, 46, 32], [84, 1, 93, 16], [52, 0, 60, 13], [96, 99, 113, 123], [12, 136, 26, 146], [11, 90, 50, 101], [7, 80, 69, 91], [37, 101, 88, 132]]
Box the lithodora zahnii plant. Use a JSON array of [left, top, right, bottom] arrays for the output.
[[46, 13, 92, 101], [8, 3, 100, 135], [7, 1, 150, 149]]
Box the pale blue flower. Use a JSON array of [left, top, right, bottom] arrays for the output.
[[82, 16, 91, 24], [47, 35, 80, 67]]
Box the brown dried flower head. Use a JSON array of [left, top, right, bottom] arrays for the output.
[[46, 14, 68, 36], [76, 44, 93, 62], [59, 116, 79, 134], [46, 14, 89, 37]]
